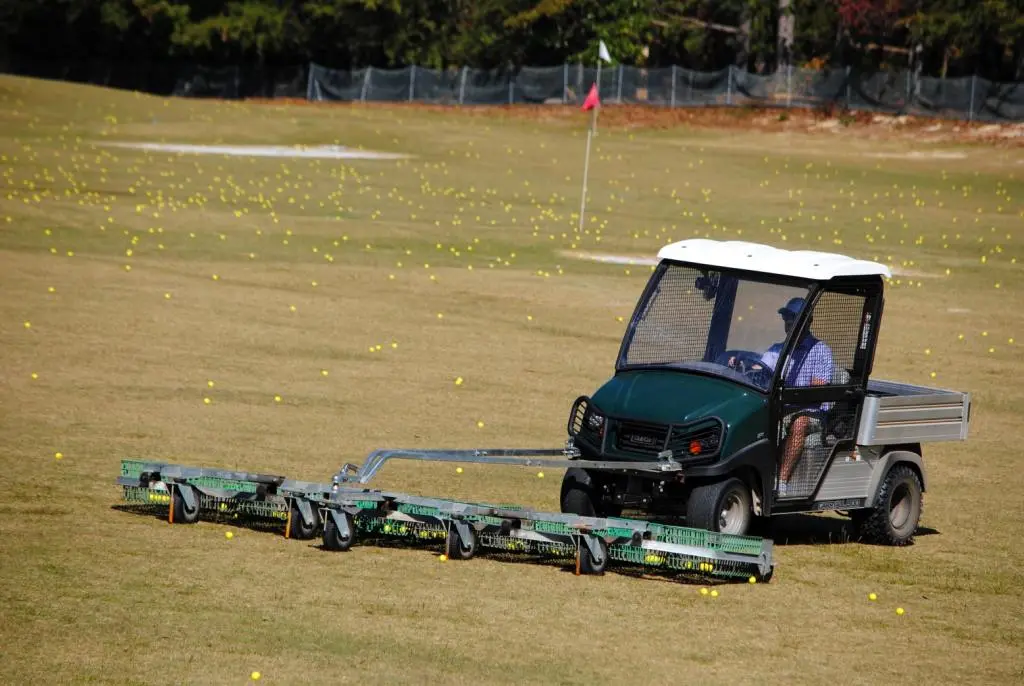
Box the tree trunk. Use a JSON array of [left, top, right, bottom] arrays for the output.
[[737, 6, 751, 69], [777, 0, 794, 68]]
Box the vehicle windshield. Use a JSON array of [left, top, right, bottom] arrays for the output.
[[618, 263, 812, 391]]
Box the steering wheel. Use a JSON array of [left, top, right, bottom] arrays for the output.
[[715, 349, 774, 387]]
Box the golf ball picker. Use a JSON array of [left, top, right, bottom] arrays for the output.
[[117, 455, 774, 581], [115, 239, 971, 582]]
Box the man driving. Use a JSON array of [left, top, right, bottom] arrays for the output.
[[760, 297, 834, 496]]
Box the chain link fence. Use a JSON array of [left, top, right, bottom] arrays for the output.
[[3, 56, 1021, 122], [307, 62, 1023, 122]]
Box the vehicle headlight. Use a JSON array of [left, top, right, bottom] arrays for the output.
[[586, 411, 605, 433]]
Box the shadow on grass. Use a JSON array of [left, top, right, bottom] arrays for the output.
[[112, 505, 747, 585], [112, 504, 936, 584], [762, 513, 940, 547]]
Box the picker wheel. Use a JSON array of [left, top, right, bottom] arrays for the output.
[[288, 500, 319, 540], [575, 538, 609, 576], [171, 486, 200, 524], [445, 524, 478, 560], [323, 512, 355, 552]]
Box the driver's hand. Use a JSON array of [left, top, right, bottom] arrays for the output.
[[727, 356, 736, 368]]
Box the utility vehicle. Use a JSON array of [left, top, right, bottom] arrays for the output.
[[560, 239, 970, 544]]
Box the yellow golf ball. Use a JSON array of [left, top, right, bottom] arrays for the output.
[[537, 472, 545, 479], [438, 554, 448, 562], [699, 588, 709, 596], [896, 607, 905, 616], [868, 592, 877, 601], [456, 467, 463, 474], [710, 589, 719, 598], [225, 531, 234, 540], [251, 672, 261, 681], [54, 452, 63, 460], [748, 576, 757, 584]]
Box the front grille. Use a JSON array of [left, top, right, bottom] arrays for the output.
[[616, 422, 669, 454], [667, 422, 722, 459]]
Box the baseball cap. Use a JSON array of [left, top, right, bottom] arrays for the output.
[[778, 297, 806, 319]]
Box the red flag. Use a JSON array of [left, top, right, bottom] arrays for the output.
[[581, 83, 600, 111]]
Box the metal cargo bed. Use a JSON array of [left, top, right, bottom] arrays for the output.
[[856, 379, 971, 445]]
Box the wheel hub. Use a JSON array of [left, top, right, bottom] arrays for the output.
[[889, 483, 912, 530], [718, 492, 744, 534]]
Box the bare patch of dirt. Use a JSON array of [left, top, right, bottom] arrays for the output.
[[246, 98, 1024, 148]]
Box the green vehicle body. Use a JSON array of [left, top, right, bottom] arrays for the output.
[[589, 371, 767, 461]]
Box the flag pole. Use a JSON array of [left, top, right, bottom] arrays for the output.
[[579, 40, 607, 233], [578, 106, 596, 232]]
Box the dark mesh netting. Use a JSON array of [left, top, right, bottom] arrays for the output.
[[515, 66, 564, 104], [623, 266, 716, 366], [173, 65, 240, 98], [804, 291, 869, 386], [781, 400, 859, 497]]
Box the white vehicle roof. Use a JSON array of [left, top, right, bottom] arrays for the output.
[[656, 239, 892, 280]]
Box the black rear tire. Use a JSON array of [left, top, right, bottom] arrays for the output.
[[171, 486, 200, 524], [686, 478, 752, 536], [288, 500, 319, 540], [855, 464, 923, 546], [576, 538, 609, 575], [445, 524, 478, 560], [323, 512, 355, 551]]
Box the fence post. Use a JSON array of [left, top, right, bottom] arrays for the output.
[[845, 66, 851, 106], [727, 66, 733, 105], [969, 74, 977, 123], [305, 63, 315, 101], [408, 65, 416, 102], [563, 63, 568, 104], [617, 65, 624, 103], [786, 64, 793, 108], [360, 67, 371, 102], [670, 65, 677, 108], [458, 66, 467, 105], [508, 73, 514, 104], [688, 69, 694, 103], [578, 62, 583, 102]]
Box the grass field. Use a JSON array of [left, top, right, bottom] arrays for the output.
[[1, 75, 1022, 685]]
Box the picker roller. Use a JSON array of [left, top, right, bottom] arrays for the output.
[[117, 453, 775, 582]]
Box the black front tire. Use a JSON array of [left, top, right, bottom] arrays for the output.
[[171, 486, 200, 524], [576, 538, 609, 575], [445, 524, 478, 560], [288, 500, 319, 540], [561, 484, 597, 517], [323, 512, 355, 551], [686, 478, 753, 536], [855, 464, 923, 546], [560, 469, 622, 518]]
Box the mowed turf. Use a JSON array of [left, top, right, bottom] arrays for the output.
[[0, 75, 1022, 685]]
